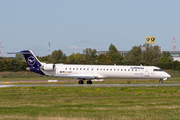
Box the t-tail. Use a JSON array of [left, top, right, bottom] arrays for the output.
[[9, 50, 45, 75]]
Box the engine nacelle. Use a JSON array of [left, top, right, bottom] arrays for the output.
[[163, 78, 168, 80], [41, 64, 55, 71]]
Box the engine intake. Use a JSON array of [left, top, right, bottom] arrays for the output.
[[41, 64, 55, 70]]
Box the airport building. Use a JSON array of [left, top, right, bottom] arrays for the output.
[[97, 51, 128, 57], [164, 51, 180, 61]]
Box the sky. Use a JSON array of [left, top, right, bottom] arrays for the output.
[[0, 0, 180, 57]]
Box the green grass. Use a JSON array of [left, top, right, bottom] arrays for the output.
[[0, 86, 180, 120], [0, 71, 69, 79], [0, 71, 71, 82]]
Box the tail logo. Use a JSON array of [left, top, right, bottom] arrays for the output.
[[28, 56, 36, 66]]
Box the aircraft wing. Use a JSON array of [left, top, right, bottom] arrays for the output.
[[53, 75, 95, 79]]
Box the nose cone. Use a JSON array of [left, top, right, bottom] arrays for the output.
[[163, 73, 171, 80], [166, 73, 171, 78], [167, 74, 171, 78]]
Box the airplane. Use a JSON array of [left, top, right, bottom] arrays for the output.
[[9, 50, 171, 84]]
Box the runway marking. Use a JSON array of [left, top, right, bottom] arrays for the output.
[[1, 84, 180, 88], [0, 85, 14, 88]]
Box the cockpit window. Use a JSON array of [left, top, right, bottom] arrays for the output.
[[154, 69, 163, 71]]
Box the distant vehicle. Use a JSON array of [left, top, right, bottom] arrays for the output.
[[9, 50, 171, 84]]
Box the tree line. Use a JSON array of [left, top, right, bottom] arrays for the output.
[[36, 43, 173, 64], [0, 43, 178, 72]]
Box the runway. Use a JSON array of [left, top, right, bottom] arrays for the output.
[[1, 84, 180, 88]]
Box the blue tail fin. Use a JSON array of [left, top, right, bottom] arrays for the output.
[[8, 50, 45, 75], [19, 50, 41, 68]]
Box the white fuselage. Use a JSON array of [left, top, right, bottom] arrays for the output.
[[43, 64, 171, 80]]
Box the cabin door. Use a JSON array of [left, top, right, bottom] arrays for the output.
[[145, 69, 149, 78]]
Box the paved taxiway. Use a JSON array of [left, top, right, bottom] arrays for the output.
[[1, 84, 180, 88]]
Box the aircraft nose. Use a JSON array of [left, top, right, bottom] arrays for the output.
[[166, 73, 171, 78]]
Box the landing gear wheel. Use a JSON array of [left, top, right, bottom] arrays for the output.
[[87, 80, 92, 84], [159, 79, 163, 84], [78, 80, 84, 84]]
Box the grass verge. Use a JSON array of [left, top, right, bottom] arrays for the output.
[[0, 86, 180, 120]]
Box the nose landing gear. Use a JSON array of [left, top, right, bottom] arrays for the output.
[[159, 79, 163, 84]]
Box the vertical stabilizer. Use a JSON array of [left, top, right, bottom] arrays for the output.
[[20, 50, 45, 75], [9, 50, 45, 75]]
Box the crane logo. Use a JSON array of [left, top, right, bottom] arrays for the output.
[[28, 56, 36, 66]]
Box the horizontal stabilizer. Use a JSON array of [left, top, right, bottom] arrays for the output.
[[7, 50, 32, 54]]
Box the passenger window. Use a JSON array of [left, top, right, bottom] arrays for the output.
[[103, 69, 105, 71], [114, 69, 116, 71], [80, 68, 82, 70], [128, 69, 130, 71], [69, 68, 71, 70], [117, 69, 119, 71], [135, 69, 137, 71], [121, 69, 123, 71], [92, 68, 93, 71], [65, 68, 67, 70], [132, 69, 133, 71], [100, 68, 102, 71], [107, 69, 108, 71], [84, 68, 85, 70], [97, 68, 98, 71], [87, 68, 89, 70], [125, 69, 126, 71], [76, 68, 78, 70], [73, 68, 75, 70], [110, 69, 112, 71]]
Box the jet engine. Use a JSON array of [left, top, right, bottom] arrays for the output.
[[41, 64, 55, 70]]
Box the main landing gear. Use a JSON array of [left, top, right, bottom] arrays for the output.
[[87, 80, 92, 84], [159, 79, 163, 84], [78, 80, 84, 84], [78, 80, 92, 84]]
